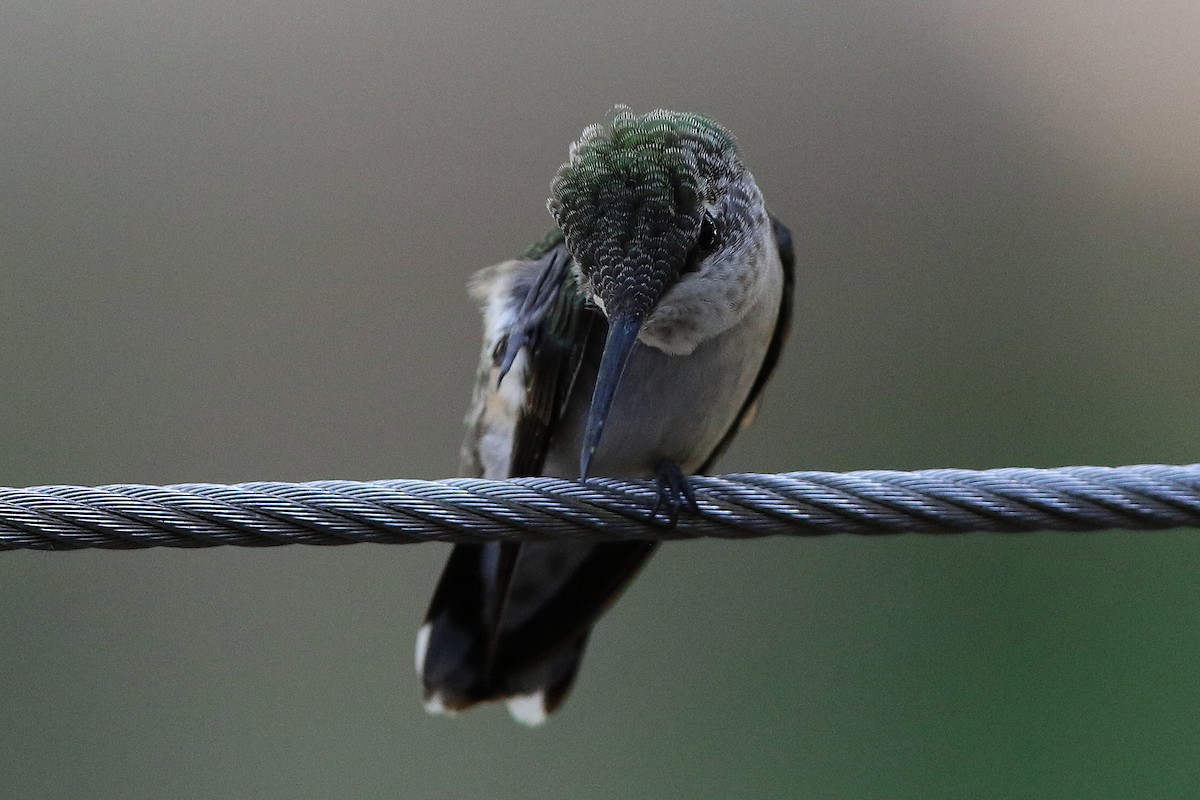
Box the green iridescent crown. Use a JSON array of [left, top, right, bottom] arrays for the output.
[[548, 107, 744, 316]]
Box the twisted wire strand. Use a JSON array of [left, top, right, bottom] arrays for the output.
[[1, 464, 1199, 552]]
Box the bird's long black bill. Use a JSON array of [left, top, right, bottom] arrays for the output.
[[580, 313, 643, 479]]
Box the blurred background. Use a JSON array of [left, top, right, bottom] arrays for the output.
[[3, 1, 1200, 797]]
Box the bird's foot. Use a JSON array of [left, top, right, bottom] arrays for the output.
[[648, 460, 698, 528]]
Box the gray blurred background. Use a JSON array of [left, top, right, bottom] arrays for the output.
[[3, 1, 1200, 797]]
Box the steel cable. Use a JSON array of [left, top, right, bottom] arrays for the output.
[[2, 464, 1199, 551]]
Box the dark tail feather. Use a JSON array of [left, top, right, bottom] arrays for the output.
[[415, 542, 514, 713], [496, 629, 591, 725], [417, 540, 656, 724]]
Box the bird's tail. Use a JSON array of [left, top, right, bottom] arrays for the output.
[[416, 539, 656, 725]]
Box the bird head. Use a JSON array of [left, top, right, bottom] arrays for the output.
[[547, 107, 763, 478]]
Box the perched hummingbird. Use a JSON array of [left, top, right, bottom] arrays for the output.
[[416, 107, 794, 725]]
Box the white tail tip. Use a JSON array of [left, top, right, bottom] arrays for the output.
[[506, 692, 549, 726]]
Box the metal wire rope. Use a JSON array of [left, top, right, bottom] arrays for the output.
[[1, 464, 1198, 551]]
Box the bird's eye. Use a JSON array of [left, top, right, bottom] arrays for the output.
[[682, 215, 718, 275], [697, 215, 718, 253]]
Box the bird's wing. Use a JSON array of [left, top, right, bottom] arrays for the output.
[[458, 232, 599, 479], [507, 235, 601, 477], [427, 234, 650, 719], [696, 215, 796, 474]]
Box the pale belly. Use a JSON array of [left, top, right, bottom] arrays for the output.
[[541, 285, 781, 480]]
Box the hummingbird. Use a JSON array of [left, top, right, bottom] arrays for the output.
[[416, 107, 794, 725]]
